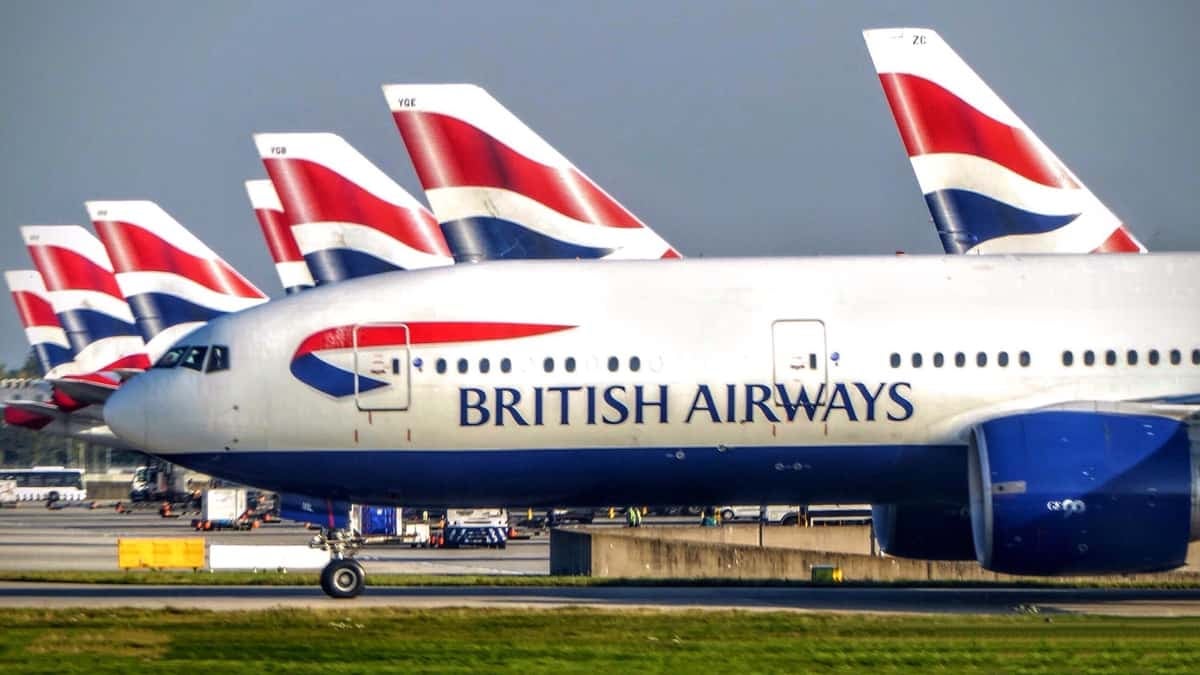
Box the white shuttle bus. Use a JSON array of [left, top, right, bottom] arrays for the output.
[[0, 466, 86, 502]]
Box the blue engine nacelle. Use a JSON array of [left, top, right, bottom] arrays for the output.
[[969, 410, 1197, 576], [871, 502, 975, 560]]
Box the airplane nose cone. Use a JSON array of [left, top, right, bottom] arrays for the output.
[[104, 376, 148, 449]]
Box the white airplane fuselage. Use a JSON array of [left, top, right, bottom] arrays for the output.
[[103, 254, 1200, 507]]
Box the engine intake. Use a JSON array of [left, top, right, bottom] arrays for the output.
[[969, 410, 1198, 576]]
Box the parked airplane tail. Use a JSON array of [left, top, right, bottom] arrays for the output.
[[863, 27, 1144, 254], [4, 270, 73, 375], [244, 179, 315, 294], [88, 200, 268, 359], [254, 132, 453, 285], [20, 225, 149, 373], [384, 84, 682, 262]]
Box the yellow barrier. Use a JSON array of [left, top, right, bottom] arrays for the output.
[[118, 538, 205, 570]]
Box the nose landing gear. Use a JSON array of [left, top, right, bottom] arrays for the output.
[[320, 558, 366, 599], [311, 527, 367, 598]]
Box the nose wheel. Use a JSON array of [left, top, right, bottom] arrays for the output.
[[311, 527, 368, 599], [320, 558, 366, 599]]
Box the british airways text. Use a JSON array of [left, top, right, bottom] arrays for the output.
[[459, 382, 914, 427]]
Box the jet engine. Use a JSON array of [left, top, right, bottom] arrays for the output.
[[968, 410, 1198, 575]]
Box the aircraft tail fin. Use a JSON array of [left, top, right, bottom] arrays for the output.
[[87, 201, 268, 359], [245, 179, 315, 294], [254, 132, 453, 284], [384, 84, 681, 262], [3, 270, 73, 375], [20, 225, 148, 373], [863, 27, 1144, 254]]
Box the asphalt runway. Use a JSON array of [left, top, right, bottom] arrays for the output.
[[6, 505, 1200, 616], [4, 582, 1200, 616]]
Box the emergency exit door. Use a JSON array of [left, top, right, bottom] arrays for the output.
[[353, 322, 410, 411], [771, 320, 827, 404]]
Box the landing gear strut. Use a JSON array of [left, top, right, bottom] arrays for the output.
[[311, 527, 367, 598]]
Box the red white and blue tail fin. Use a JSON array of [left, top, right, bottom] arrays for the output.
[[863, 28, 1145, 254], [88, 200, 269, 360], [384, 84, 682, 262], [20, 225, 149, 374], [254, 132, 453, 284], [4, 270, 73, 375], [244, 179, 315, 294]]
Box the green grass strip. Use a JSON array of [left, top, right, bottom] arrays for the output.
[[3, 608, 1200, 673]]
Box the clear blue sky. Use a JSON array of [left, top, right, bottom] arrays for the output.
[[1, 1, 1197, 367]]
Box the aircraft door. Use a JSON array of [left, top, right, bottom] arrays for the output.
[[353, 323, 410, 411], [771, 320, 827, 404]]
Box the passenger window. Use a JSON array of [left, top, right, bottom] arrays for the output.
[[630, 356, 641, 372], [889, 353, 900, 368], [911, 353, 923, 368], [206, 345, 229, 372], [1083, 350, 1095, 366], [1019, 351, 1030, 367], [997, 351, 1009, 367], [976, 352, 987, 367], [608, 356, 619, 372], [1193, 349, 1199, 365], [479, 358, 490, 374], [1062, 350, 1073, 367], [1148, 350, 1159, 366], [436, 358, 447, 374], [457, 358, 468, 374], [954, 352, 966, 368], [565, 357, 577, 373], [543, 357, 554, 373], [1170, 349, 1182, 365], [181, 346, 208, 371], [933, 353, 944, 368], [500, 358, 512, 374], [1105, 350, 1117, 366], [1126, 350, 1138, 366], [154, 347, 187, 369]]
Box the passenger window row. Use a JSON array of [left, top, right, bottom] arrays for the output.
[[889, 351, 1030, 369], [1061, 348, 1200, 367], [431, 356, 644, 375], [153, 344, 230, 373]]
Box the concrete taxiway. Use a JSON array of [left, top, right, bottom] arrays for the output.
[[0, 505, 550, 575], [4, 582, 1200, 616]]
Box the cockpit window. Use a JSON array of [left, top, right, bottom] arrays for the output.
[[206, 345, 229, 373], [181, 346, 209, 371], [154, 347, 187, 369]]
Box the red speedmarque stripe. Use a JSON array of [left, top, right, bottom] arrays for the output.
[[254, 206, 305, 263], [92, 220, 265, 299], [1092, 226, 1144, 253], [878, 73, 1078, 190], [263, 158, 451, 258], [10, 290, 60, 328], [26, 245, 124, 298], [393, 111, 646, 230], [295, 321, 575, 359]]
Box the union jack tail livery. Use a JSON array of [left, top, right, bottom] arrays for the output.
[[4, 270, 72, 375], [88, 201, 269, 360], [384, 84, 682, 262], [20, 225, 149, 374], [254, 132, 453, 284], [245, 179, 315, 294], [863, 28, 1145, 254]]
